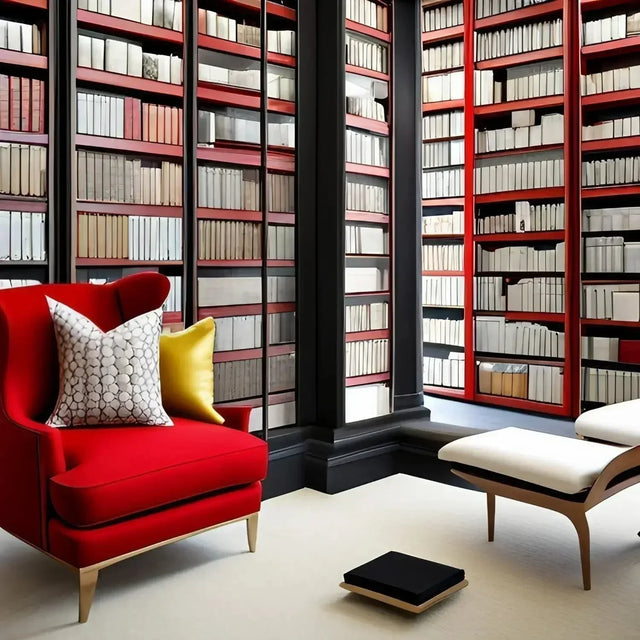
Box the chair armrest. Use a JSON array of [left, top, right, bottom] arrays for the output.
[[0, 413, 66, 550], [216, 406, 252, 433]]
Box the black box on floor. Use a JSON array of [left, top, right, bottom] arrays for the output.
[[343, 551, 465, 606]]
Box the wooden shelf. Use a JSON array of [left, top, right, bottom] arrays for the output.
[[197, 84, 295, 115], [476, 144, 564, 160], [582, 185, 640, 199], [198, 260, 295, 268], [422, 197, 464, 207], [77, 9, 183, 45], [476, 46, 563, 71], [0, 261, 47, 266], [345, 163, 390, 178], [422, 99, 465, 114], [475, 187, 565, 204], [345, 64, 389, 82], [345, 19, 391, 43], [198, 302, 295, 319], [421, 25, 464, 45], [215, 343, 295, 364], [475, 353, 565, 367], [581, 319, 640, 328], [212, 0, 296, 22], [424, 385, 466, 399], [76, 259, 182, 267], [0, 49, 47, 71], [422, 270, 464, 276], [345, 372, 390, 387], [582, 89, 640, 111], [4, 0, 48, 8], [77, 202, 183, 217], [77, 67, 183, 98], [345, 211, 389, 224], [346, 114, 389, 136], [345, 291, 390, 298], [475, 231, 565, 243], [216, 390, 295, 409], [346, 329, 390, 342], [475, 95, 564, 117], [582, 36, 640, 60], [0, 196, 47, 211], [0, 131, 47, 145], [582, 136, 640, 154], [422, 233, 464, 240], [76, 135, 182, 158], [197, 146, 295, 172], [473, 393, 569, 416], [475, 0, 563, 30], [198, 34, 296, 68]]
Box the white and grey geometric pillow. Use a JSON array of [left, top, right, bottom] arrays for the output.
[[46, 297, 173, 428]]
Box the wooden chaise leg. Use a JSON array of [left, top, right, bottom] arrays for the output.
[[567, 511, 591, 591], [487, 493, 495, 542], [78, 568, 99, 623], [246, 513, 259, 553]]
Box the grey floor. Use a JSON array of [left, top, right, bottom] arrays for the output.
[[424, 394, 576, 437]]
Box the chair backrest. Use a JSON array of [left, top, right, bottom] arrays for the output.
[[0, 272, 170, 425]]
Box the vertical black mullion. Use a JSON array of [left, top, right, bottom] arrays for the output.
[[183, 1, 198, 326], [316, 0, 346, 429], [391, 0, 424, 411], [51, 0, 75, 283], [260, 0, 270, 440], [296, 0, 317, 426]]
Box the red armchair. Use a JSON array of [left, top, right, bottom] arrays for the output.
[[0, 273, 268, 622]]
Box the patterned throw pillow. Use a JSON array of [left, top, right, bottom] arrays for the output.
[[46, 297, 173, 428]]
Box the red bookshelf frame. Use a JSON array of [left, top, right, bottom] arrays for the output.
[[4, 0, 48, 8], [76, 68, 182, 98], [76, 135, 183, 158], [0, 50, 47, 71], [76, 10, 183, 45]]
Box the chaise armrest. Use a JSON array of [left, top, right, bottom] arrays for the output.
[[216, 406, 252, 433]]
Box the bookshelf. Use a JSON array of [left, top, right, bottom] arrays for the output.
[[580, 0, 640, 411], [0, 0, 50, 288], [73, 1, 185, 331], [343, 0, 393, 423], [421, 0, 583, 417], [195, 0, 297, 432]]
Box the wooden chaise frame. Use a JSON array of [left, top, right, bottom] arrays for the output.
[[450, 444, 640, 590]]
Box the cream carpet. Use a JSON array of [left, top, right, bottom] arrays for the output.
[[1, 474, 639, 640]]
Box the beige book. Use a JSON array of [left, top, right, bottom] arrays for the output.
[[87, 214, 97, 258], [77, 214, 88, 258], [244, 222, 252, 259], [77, 150, 87, 200], [105, 212, 113, 258], [0, 144, 11, 193], [122, 214, 129, 258], [97, 214, 106, 258], [86, 152, 95, 200], [20, 145, 29, 196], [40, 147, 47, 196], [161, 161, 170, 205], [29, 145, 38, 196]]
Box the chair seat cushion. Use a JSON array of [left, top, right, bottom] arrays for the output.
[[438, 427, 628, 495], [50, 417, 268, 528], [575, 399, 640, 446]]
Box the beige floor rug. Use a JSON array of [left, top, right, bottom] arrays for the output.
[[0, 474, 639, 640]]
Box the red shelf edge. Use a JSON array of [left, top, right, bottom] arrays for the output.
[[77, 9, 183, 44]]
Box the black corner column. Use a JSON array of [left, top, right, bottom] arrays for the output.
[[392, 0, 426, 412], [315, 0, 347, 430], [296, 0, 319, 427], [50, 0, 76, 283], [183, 1, 198, 326]]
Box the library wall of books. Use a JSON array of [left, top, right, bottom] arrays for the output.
[[421, 0, 640, 418]]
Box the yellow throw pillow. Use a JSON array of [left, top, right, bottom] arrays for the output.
[[159, 317, 225, 424]]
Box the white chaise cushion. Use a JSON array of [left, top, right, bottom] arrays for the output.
[[438, 427, 628, 495], [575, 399, 640, 446]]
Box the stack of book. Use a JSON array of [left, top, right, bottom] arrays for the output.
[[0, 76, 46, 133], [423, 317, 464, 347], [423, 354, 465, 388], [422, 275, 464, 307], [345, 32, 388, 74], [476, 201, 565, 234], [423, 243, 463, 271], [345, 339, 389, 377], [475, 316, 565, 357], [346, 175, 389, 213], [0, 19, 44, 54], [346, 128, 389, 167], [476, 0, 551, 20], [0, 211, 46, 262], [582, 156, 640, 187], [476, 241, 565, 272], [423, 210, 464, 235], [347, 0, 389, 31], [78, 0, 183, 30], [345, 224, 387, 255], [345, 301, 388, 331], [423, 2, 463, 32], [0, 144, 47, 196]]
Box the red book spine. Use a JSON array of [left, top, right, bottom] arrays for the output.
[[157, 105, 165, 143], [619, 341, 640, 365], [132, 98, 142, 140], [9, 77, 20, 131], [178, 107, 183, 146], [142, 102, 149, 142], [31, 79, 40, 133], [165, 106, 172, 146], [20, 78, 30, 131], [39, 78, 45, 133], [124, 96, 133, 139], [148, 104, 157, 142], [0, 75, 8, 130]]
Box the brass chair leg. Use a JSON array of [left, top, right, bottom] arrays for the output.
[[78, 568, 99, 623], [246, 513, 259, 552], [487, 493, 495, 542]]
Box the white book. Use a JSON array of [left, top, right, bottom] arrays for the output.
[[91, 37, 105, 70], [0, 211, 10, 260], [111, 0, 141, 21], [105, 39, 127, 74], [141, 0, 154, 24], [78, 35, 93, 67], [127, 43, 143, 76], [10, 211, 21, 260]]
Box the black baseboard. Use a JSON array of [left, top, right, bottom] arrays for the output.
[[263, 411, 482, 499]]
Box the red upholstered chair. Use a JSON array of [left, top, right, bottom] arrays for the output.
[[0, 273, 268, 622]]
